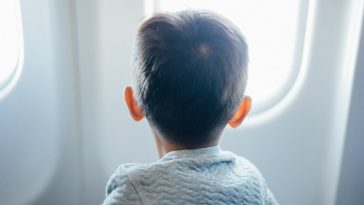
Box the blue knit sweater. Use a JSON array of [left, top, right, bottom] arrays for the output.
[[102, 146, 279, 205]]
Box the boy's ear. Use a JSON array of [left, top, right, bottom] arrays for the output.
[[228, 96, 252, 128], [124, 86, 144, 121]]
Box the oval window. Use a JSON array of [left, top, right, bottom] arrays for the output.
[[0, 0, 23, 99], [147, 0, 308, 115]]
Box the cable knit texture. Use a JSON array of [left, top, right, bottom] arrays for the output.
[[102, 146, 279, 205]]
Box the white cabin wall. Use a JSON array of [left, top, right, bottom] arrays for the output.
[[0, 0, 81, 204], [29, 0, 82, 204], [336, 10, 364, 205]]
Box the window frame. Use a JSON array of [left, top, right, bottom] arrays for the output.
[[0, 0, 24, 99]]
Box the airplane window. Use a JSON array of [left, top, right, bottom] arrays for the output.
[[147, 0, 307, 115], [0, 0, 23, 98]]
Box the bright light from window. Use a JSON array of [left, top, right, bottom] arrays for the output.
[[150, 0, 305, 114], [0, 0, 23, 97]]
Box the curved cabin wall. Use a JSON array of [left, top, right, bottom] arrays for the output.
[[0, 0, 81, 204]]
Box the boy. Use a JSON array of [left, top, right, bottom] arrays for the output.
[[103, 10, 279, 205]]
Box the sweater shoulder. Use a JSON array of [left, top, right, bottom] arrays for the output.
[[105, 163, 148, 196]]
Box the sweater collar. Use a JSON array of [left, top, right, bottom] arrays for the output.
[[160, 145, 223, 161]]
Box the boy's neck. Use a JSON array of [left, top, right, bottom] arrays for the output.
[[152, 130, 219, 158]]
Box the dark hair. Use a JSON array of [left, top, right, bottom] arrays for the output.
[[134, 10, 248, 148]]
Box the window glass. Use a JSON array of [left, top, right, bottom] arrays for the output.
[[150, 0, 306, 114], [0, 0, 23, 96]]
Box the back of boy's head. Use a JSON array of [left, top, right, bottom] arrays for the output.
[[134, 10, 248, 148]]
